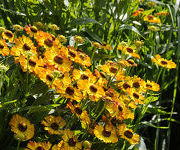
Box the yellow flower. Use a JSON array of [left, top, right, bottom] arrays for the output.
[[132, 8, 144, 17], [48, 24, 60, 30], [144, 15, 161, 23], [11, 35, 37, 57], [0, 39, 10, 56], [25, 141, 52, 150], [144, 80, 160, 91], [117, 124, 139, 145], [41, 115, 66, 135], [62, 129, 82, 150], [1, 30, 14, 42], [9, 114, 34, 141], [13, 24, 23, 31], [25, 25, 38, 37], [57, 34, 67, 43], [74, 35, 84, 44], [151, 54, 176, 69], [94, 124, 118, 143], [43, 46, 72, 73], [19, 55, 39, 73]]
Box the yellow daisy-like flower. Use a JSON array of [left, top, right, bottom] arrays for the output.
[[24, 25, 38, 37], [1, 30, 14, 42], [127, 88, 145, 105], [9, 114, 34, 141], [19, 55, 39, 73], [67, 102, 90, 128], [11, 35, 37, 57], [41, 115, 66, 135], [36, 31, 58, 49], [117, 124, 139, 145], [100, 61, 124, 77], [106, 99, 134, 120], [156, 12, 169, 16], [94, 124, 118, 143], [151, 54, 176, 69], [132, 8, 144, 17], [62, 129, 82, 150], [43, 47, 72, 73], [144, 80, 160, 92], [118, 59, 137, 67], [122, 46, 140, 59], [77, 79, 105, 102], [0, 39, 10, 56], [144, 15, 161, 23], [25, 141, 52, 150], [101, 42, 113, 50]]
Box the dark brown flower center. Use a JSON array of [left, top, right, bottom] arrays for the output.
[[68, 51, 76, 58], [133, 82, 140, 88], [127, 60, 135, 65], [111, 117, 117, 126], [124, 130, 133, 139], [75, 107, 82, 115], [23, 43, 31, 51], [44, 38, 53, 47], [109, 67, 117, 73], [18, 123, 27, 132], [29, 59, 36, 67], [147, 15, 153, 20], [126, 47, 133, 53], [5, 31, 13, 38], [51, 35, 56, 41], [68, 138, 76, 147], [54, 55, 63, 64], [105, 90, 114, 97], [0, 43, 4, 49], [51, 122, 59, 130], [133, 93, 139, 99], [90, 85, 97, 93], [102, 129, 111, 137], [81, 74, 89, 80], [46, 74, 53, 81], [100, 72, 106, 78], [30, 26, 37, 33], [123, 83, 131, 89], [118, 105, 123, 111], [66, 87, 74, 95], [146, 84, 152, 88], [35, 146, 45, 150], [161, 60, 167, 65], [80, 54, 86, 60]]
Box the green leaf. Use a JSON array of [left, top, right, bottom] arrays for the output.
[[141, 121, 168, 129], [146, 96, 159, 103], [0, 7, 26, 16], [119, 24, 145, 39], [86, 29, 102, 43], [71, 17, 102, 25]]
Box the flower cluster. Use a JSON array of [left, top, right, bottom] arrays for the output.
[[1, 23, 175, 149]]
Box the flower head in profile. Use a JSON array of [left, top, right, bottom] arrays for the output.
[[9, 114, 34, 141], [1, 30, 14, 42], [25, 141, 52, 150], [144, 15, 161, 24], [151, 54, 176, 69]]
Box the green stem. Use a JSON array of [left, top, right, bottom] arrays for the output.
[[17, 140, 20, 150]]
